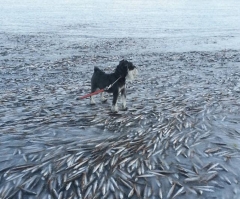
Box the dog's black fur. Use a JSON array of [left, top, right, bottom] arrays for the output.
[[90, 60, 137, 112]]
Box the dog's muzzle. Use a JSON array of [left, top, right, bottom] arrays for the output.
[[127, 68, 138, 81], [132, 68, 138, 77]]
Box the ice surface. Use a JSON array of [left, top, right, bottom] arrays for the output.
[[1, 0, 240, 51]]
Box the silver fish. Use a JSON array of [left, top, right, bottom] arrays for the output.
[[167, 183, 176, 198], [128, 188, 134, 198], [172, 187, 185, 198]]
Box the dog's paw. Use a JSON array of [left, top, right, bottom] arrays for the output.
[[90, 97, 96, 105], [101, 98, 108, 103], [111, 105, 119, 112], [121, 107, 128, 111], [90, 100, 96, 105]]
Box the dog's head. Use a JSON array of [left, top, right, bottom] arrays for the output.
[[115, 60, 138, 81]]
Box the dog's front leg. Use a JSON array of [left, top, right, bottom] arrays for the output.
[[111, 91, 119, 112], [121, 88, 127, 111]]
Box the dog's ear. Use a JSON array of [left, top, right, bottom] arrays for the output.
[[119, 59, 125, 65], [119, 60, 128, 68], [116, 60, 128, 77]]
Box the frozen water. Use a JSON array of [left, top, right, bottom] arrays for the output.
[[1, 0, 240, 51]]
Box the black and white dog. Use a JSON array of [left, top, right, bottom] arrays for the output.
[[90, 60, 138, 112]]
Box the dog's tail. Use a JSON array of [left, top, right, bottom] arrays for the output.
[[94, 66, 101, 73]]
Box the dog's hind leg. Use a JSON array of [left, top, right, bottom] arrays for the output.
[[111, 91, 119, 112], [101, 92, 107, 103], [90, 96, 96, 105]]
